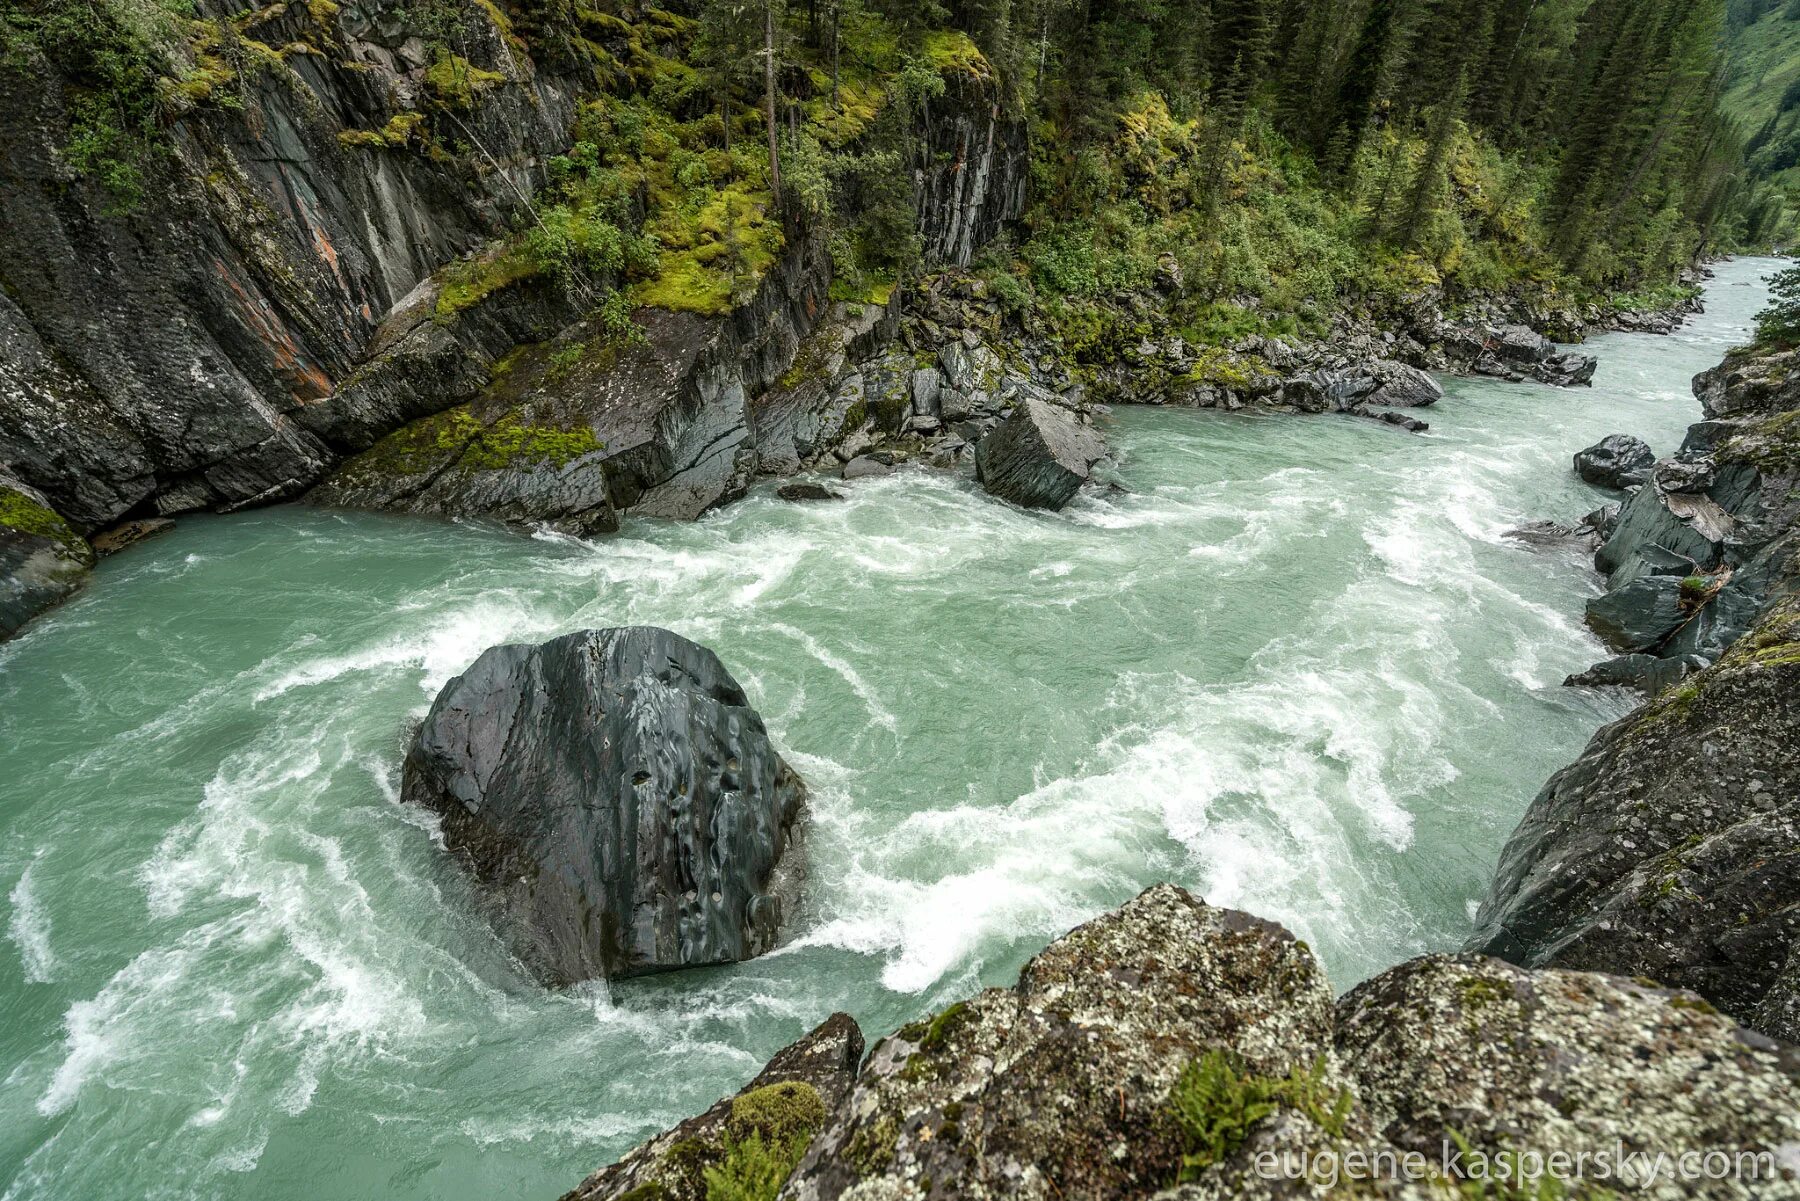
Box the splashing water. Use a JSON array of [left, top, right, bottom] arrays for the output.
[[0, 258, 1780, 1200]]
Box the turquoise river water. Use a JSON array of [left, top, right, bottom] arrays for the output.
[[0, 257, 1782, 1200]]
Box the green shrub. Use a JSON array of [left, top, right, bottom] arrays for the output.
[[1756, 265, 1800, 348]]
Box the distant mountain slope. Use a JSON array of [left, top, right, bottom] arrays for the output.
[[1727, 0, 1800, 190]]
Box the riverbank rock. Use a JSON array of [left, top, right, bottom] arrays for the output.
[[1366, 360, 1444, 407], [1574, 434, 1655, 489], [976, 397, 1107, 510], [561, 1014, 864, 1201], [1474, 578, 1800, 1038], [401, 627, 806, 986], [1479, 335, 1800, 1036], [562, 887, 1800, 1201], [0, 475, 94, 640], [782, 885, 1343, 1201], [1536, 351, 1599, 387], [1564, 651, 1707, 694]]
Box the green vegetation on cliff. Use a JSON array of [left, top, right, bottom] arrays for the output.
[[5, 0, 1784, 334], [1725, 0, 1800, 224]]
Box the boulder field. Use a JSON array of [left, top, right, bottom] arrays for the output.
[[401, 627, 806, 986], [559, 885, 1800, 1201]]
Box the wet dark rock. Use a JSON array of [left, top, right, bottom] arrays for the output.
[[776, 482, 844, 503], [1565, 652, 1707, 694], [401, 628, 806, 986], [1594, 482, 1729, 587], [1503, 518, 1593, 551], [1473, 585, 1800, 1038], [1474, 336, 1800, 1040], [1584, 502, 1623, 540], [1573, 434, 1655, 489], [1585, 573, 1687, 653], [975, 398, 1107, 510], [561, 1013, 864, 1201], [842, 456, 895, 481], [1348, 405, 1429, 433], [0, 475, 93, 640], [1365, 360, 1443, 407]]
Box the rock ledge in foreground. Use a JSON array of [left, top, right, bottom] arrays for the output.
[[402, 627, 806, 985]]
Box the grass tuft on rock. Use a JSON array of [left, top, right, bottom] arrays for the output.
[[1168, 1050, 1352, 1181]]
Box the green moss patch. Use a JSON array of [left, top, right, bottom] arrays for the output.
[[0, 486, 91, 561], [1167, 1051, 1352, 1182], [337, 110, 425, 150], [424, 51, 505, 109]]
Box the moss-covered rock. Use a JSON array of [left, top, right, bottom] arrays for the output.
[[561, 1015, 862, 1201], [564, 889, 1800, 1201], [0, 477, 95, 639], [782, 885, 1343, 1201]]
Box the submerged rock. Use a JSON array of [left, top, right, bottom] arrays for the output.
[[1565, 652, 1707, 694], [401, 627, 806, 986], [1573, 434, 1655, 489], [89, 518, 175, 556], [975, 398, 1107, 510], [777, 482, 844, 502], [0, 475, 93, 640], [841, 455, 895, 481]]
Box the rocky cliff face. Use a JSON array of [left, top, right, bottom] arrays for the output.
[[564, 886, 1800, 1201], [0, 0, 578, 531], [0, 0, 1030, 630], [1472, 339, 1800, 1043]]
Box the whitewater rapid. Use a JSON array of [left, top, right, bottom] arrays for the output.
[[0, 257, 1781, 1201]]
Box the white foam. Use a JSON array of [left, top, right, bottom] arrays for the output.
[[767, 622, 899, 733], [8, 856, 56, 983]]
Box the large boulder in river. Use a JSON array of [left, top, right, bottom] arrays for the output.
[[401, 627, 806, 986], [1573, 434, 1655, 489], [1366, 360, 1443, 407], [976, 397, 1106, 510]]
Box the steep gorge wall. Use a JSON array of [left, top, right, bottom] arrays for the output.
[[0, 0, 1029, 633], [0, 0, 578, 529]]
